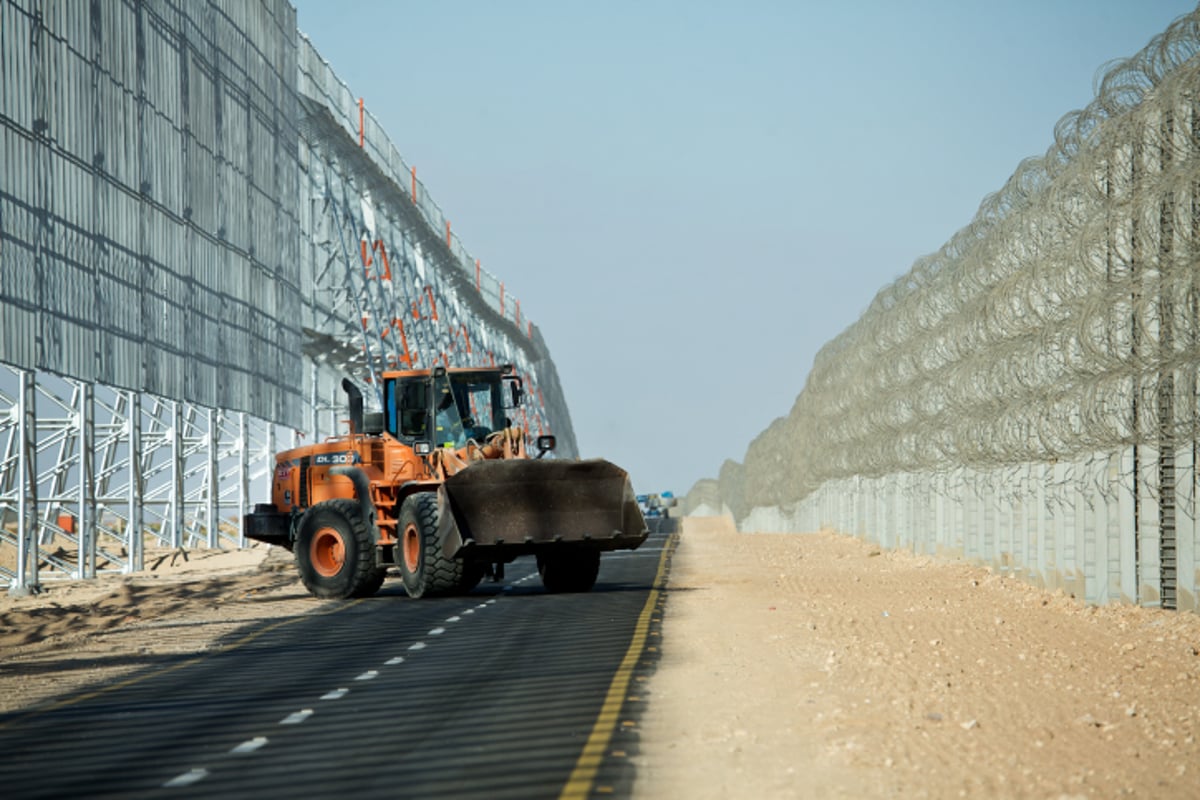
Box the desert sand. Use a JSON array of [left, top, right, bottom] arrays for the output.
[[633, 516, 1200, 798]]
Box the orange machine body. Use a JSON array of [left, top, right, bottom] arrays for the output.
[[244, 364, 647, 599]]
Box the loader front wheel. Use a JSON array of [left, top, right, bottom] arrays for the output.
[[295, 499, 379, 599], [457, 562, 486, 594], [398, 493, 463, 598], [537, 549, 601, 593]]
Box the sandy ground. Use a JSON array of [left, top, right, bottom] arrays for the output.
[[633, 517, 1200, 799], [3, 519, 1200, 799], [0, 544, 315, 713]]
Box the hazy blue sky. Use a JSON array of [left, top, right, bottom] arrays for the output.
[[291, 0, 1198, 497]]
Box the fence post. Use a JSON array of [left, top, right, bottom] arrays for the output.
[[1080, 455, 1099, 599], [951, 468, 965, 558], [11, 370, 40, 595], [1176, 438, 1197, 611], [1137, 443, 1163, 606], [1032, 462, 1047, 587], [1117, 447, 1138, 603], [998, 471, 1013, 574]]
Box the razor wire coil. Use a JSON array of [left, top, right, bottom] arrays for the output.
[[739, 9, 1200, 511]]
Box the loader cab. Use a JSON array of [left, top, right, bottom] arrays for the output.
[[384, 368, 522, 450]]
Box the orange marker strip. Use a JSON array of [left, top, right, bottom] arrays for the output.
[[425, 286, 439, 321], [374, 240, 391, 280]]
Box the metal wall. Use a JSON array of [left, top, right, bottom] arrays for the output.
[[0, 0, 303, 424], [0, 0, 578, 589]]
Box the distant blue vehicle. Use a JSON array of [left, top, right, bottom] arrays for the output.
[[637, 492, 665, 518]]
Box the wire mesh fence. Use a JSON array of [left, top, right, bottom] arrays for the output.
[[705, 9, 1200, 611]]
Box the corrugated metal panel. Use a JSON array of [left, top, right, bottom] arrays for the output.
[[1, 2, 33, 129], [143, 2, 182, 124], [0, 0, 566, 447], [0, 0, 304, 423]]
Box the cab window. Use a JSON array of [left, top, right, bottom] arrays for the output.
[[395, 379, 430, 439]]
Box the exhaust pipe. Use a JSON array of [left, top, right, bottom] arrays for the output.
[[342, 378, 363, 435]]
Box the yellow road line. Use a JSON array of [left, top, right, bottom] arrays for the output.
[[0, 598, 364, 731], [559, 533, 677, 800]]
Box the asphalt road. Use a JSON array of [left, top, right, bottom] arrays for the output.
[[0, 525, 675, 800]]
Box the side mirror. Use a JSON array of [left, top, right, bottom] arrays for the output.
[[535, 435, 556, 458]]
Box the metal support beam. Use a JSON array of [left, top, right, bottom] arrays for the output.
[[207, 407, 219, 548], [78, 381, 96, 579], [12, 370, 39, 595], [238, 412, 249, 548], [127, 390, 144, 573], [171, 400, 184, 550]]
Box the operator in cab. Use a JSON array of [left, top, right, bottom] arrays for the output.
[[434, 385, 491, 447]]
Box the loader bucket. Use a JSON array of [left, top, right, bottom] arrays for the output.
[[438, 459, 648, 558]]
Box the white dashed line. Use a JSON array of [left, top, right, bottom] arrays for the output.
[[230, 737, 268, 754], [172, 598, 503, 791], [164, 768, 208, 788], [280, 709, 314, 725]]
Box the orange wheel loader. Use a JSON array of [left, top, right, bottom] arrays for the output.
[[243, 365, 648, 598]]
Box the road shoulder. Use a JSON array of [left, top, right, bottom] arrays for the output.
[[633, 516, 1200, 798]]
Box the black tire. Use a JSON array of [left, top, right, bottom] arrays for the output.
[[537, 549, 601, 593], [456, 562, 486, 594], [397, 493, 463, 598], [295, 499, 379, 599], [358, 566, 389, 597]]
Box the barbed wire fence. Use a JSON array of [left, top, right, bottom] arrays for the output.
[[704, 9, 1200, 611]]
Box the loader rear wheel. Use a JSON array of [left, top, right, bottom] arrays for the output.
[[537, 549, 601, 593], [398, 493, 464, 598], [295, 499, 379, 599]]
